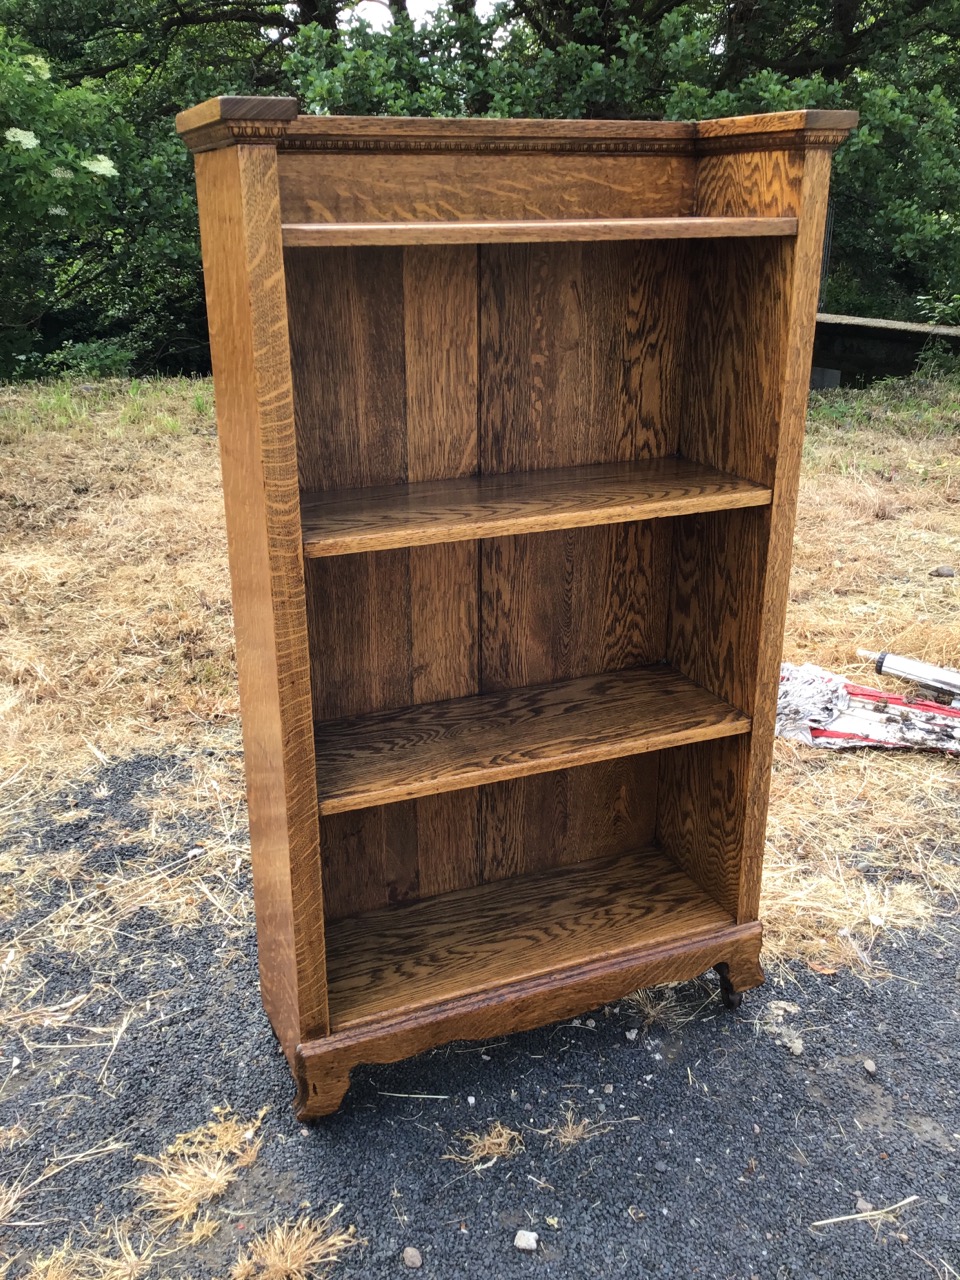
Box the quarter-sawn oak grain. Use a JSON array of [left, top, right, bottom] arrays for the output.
[[300, 457, 771, 556], [325, 847, 733, 1028], [281, 215, 797, 246], [314, 665, 751, 814], [181, 103, 855, 1117]]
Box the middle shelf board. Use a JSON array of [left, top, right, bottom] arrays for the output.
[[301, 456, 771, 557], [326, 845, 735, 1030], [315, 663, 750, 814]]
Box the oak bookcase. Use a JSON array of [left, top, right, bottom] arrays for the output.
[[177, 99, 855, 1118]]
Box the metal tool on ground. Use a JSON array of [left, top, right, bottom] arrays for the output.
[[857, 649, 960, 700]]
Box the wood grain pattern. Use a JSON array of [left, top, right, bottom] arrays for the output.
[[479, 756, 660, 882], [281, 216, 796, 246], [476, 520, 665, 879], [300, 457, 771, 556], [326, 847, 733, 1027], [192, 144, 328, 1049], [306, 545, 480, 912], [319, 791, 480, 922], [475, 240, 690, 885], [297, 918, 764, 1115], [659, 143, 841, 922], [282, 115, 697, 144], [176, 95, 298, 134], [696, 109, 858, 138], [480, 523, 670, 690], [182, 102, 854, 1117], [480, 242, 690, 471], [278, 153, 695, 226], [475, 488, 674, 882], [287, 243, 481, 920], [314, 665, 750, 814]]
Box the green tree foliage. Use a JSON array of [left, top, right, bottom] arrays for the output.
[[291, 1, 960, 321], [0, 1, 957, 375], [0, 32, 132, 376]]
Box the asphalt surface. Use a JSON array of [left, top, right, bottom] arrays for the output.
[[2, 752, 958, 1278]]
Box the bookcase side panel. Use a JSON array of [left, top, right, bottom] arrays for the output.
[[194, 144, 328, 1047], [661, 144, 837, 922], [286, 244, 482, 918]]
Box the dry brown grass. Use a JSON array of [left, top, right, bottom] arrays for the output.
[[134, 1105, 266, 1228], [0, 378, 235, 814], [759, 377, 960, 976], [545, 1103, 611, 1150], [622, 981, 714, 1030], [1, 375, 958, 1276], [443, 1120, 525, 1167], [20, 1230, 157, 1280], [230, 1211, 361, 1280]]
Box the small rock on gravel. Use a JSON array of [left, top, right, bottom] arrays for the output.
[[603, 1083, 614, 1094], [864, 1058, 877, 1076], [402, 1247, 422, 1269], [856, 1197, 875, 1214], [514, 1230, 539, 1252]]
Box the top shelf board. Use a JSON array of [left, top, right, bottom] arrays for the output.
[[282, 215, 798, 248]]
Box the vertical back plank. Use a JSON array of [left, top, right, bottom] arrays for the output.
[[290, 245, 481, 917], [194, 144, 328, 1047], [480, 242, 689, 471], [478, 520, 669, 881], [478, 240, 688, 883]]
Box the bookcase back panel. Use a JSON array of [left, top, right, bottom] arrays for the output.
[[479, 242, 690, 471], [278, 153, 696, 225], [285, 244, 477, 491], [306, 543, 477, 722], [480, 522, 670, 690], [320, 792, 480, 922], [479, 757, 659, 883]]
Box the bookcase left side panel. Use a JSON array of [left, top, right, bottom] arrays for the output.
[[194, 143, 329, 1051]]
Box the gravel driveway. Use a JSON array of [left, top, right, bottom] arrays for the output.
[[2, 752, 958, 1279]]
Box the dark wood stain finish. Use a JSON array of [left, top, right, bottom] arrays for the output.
[[180, 101, 854, 1116], [314, 664, 749, 814]]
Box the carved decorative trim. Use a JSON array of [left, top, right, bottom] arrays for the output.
[[278, 136, 695, 155], [180, 119, 852, 157], [180, 120, 697, 156], [696, 130, 851, 155]]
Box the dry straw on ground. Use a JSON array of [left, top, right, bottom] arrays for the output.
[[443, 1120, 525, 1167], [230, 1212, 361, 1280], [1, 373, 958, 1276], [545, 1103, 611, 1149], [134, 1105, 265, 1228]]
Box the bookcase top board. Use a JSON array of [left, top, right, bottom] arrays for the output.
[[177, 99, 857, 244], [177, 97, 857, 154]]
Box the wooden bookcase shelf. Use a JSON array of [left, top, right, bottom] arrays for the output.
[[315, 664, 751, 813], [324, 848, 733, 1031], [281, 215, 798, 247], [301, 456, 771, 556], [179, 98, 856, 1119]]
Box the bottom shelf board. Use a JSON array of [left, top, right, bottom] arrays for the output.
[[325, 847, 733, 1031]]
